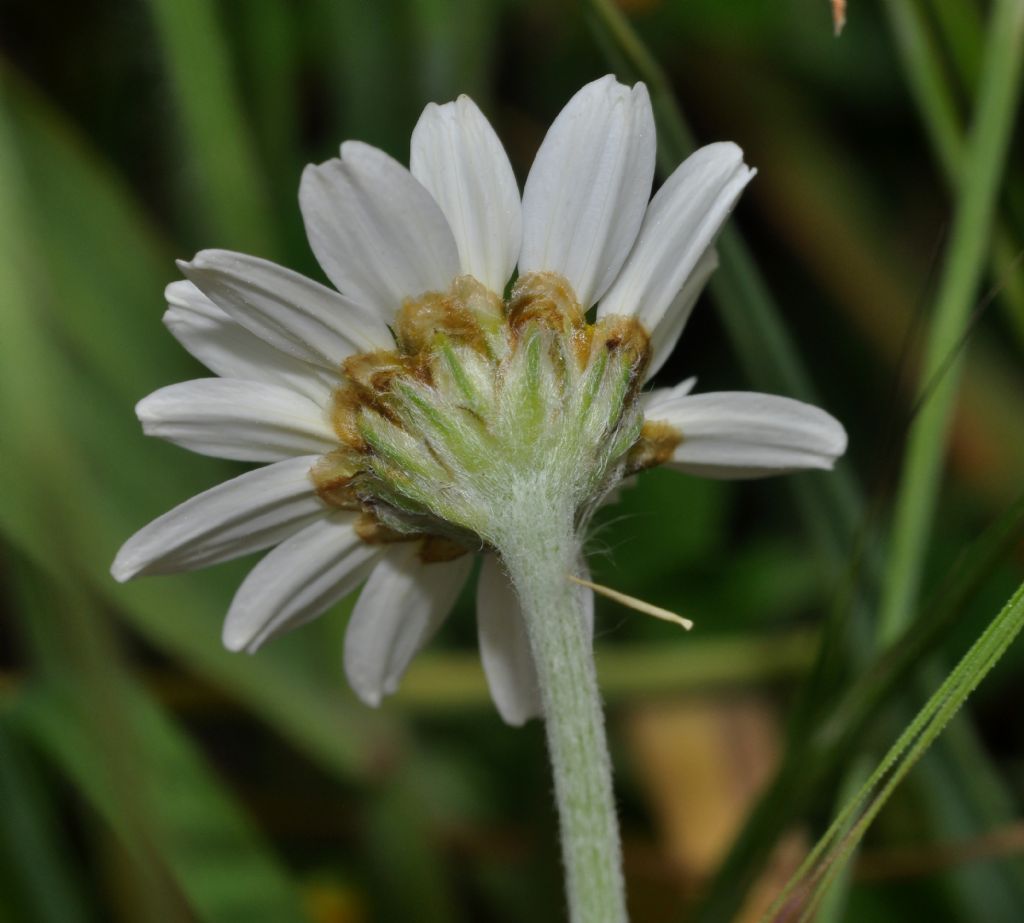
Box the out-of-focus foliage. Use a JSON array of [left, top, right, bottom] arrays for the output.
[[0, 1, 1022, 921]]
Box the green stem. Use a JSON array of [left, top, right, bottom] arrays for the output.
[[877, 0, 1024, 645], [497, 510, 626, 923], [884, 0, 1024, 347]]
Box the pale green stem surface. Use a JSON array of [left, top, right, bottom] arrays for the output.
[[496, 507, 626, 923], [877, 0, 1024, 646]]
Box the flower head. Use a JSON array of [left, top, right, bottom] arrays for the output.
[[112, 76, 846, 725]]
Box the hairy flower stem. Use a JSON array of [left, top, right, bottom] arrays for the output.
[[497, 508, 627, 923]]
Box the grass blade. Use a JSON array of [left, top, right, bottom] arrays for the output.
[[762, 578, 1024, 922], [16, 677, 309, 923], [0, 718, 94, 923], [142, 0, 278, 254], [0, 67, 388, 781], [883, 0, 1024, 347], [692, 490, 1024, 922], [877, 0, 1024, 644]]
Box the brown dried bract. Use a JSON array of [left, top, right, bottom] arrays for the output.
[[331, 350, 428, 447], [591, 314, 651, 392], [627, 419, 682, 474], [419, 535, 470, 563], [355, 511, 468, 564], [343, 350, 427, 394], [396, 289, 487, 355], [508, 272, 585, 338], [353, 511, 412, 545], [310, 450, 362, 508], [592, 314, 650, 363], [329, 386, 368, 450]]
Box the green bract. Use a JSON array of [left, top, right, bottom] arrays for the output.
[[312, 272, 652, 556]]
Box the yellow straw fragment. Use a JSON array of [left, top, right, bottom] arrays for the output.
[[567, 575, 694, 631]]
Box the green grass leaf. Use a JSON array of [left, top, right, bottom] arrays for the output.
[[878, 0, 1024, 644], [15, 683, 309, 923], [761, 578, 1024, 922], [142, 0, 278, 254], [0, 718, 94, 923]]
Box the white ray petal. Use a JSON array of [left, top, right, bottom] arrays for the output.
[[520, 76, 656, 308], [648, 391, 848, 479], [223, 513, 382, 653], [641, 377, 698, 416], [475, 554, 541, 726], [163, 281, 333, 404], [179, 250, 390, 368], [410, 96, 522, 294], [136, 379, 337, 462], [598, 143, 754, 331], [475, 555, 594, 726], [344, 544, 473, 706], [111, 456, 324, 581], [643, 250, 718, 381], [300, 141, 461, 318]]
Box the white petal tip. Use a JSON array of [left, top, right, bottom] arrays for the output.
[[592, 73, 629, 94], [134, 395, 161, 431], [339, 139, 374, 161], [826, 421, 849, 460], [109, 556, 136, 583], [354, 687, 383, 708], [497, 709, 536, 728], [164, 278, 191, 302], [699, 142, 756, 181], [221, 606, 266, 653], [707, 140, 744, 161], [221, 624, 254, 654], [298, 162, 325, 193], [179, 249, 241, 275]]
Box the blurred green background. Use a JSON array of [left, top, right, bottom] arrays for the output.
[[1, 0, 1023, 921]]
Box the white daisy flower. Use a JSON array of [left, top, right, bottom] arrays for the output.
[[112, 75, 846, 726]]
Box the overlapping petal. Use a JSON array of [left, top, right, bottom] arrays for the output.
[[641, 377, 697, 415], [475, 555, 595, 726], [136, 378, 337, 462], [163, 281, 333, 404], [179, 250, 390, 368], [643, 250, 718, 381], [476, 555, 541, 725], [300, 141, 461, 318], [111, 456, 324, 581], [598, 143, 754, 333], [344, 544, 474, 706], [410, 96, 522, 294], [645, 390, 847, 478], [520, 76, 656, 308], [223, 513, 382, 653]]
